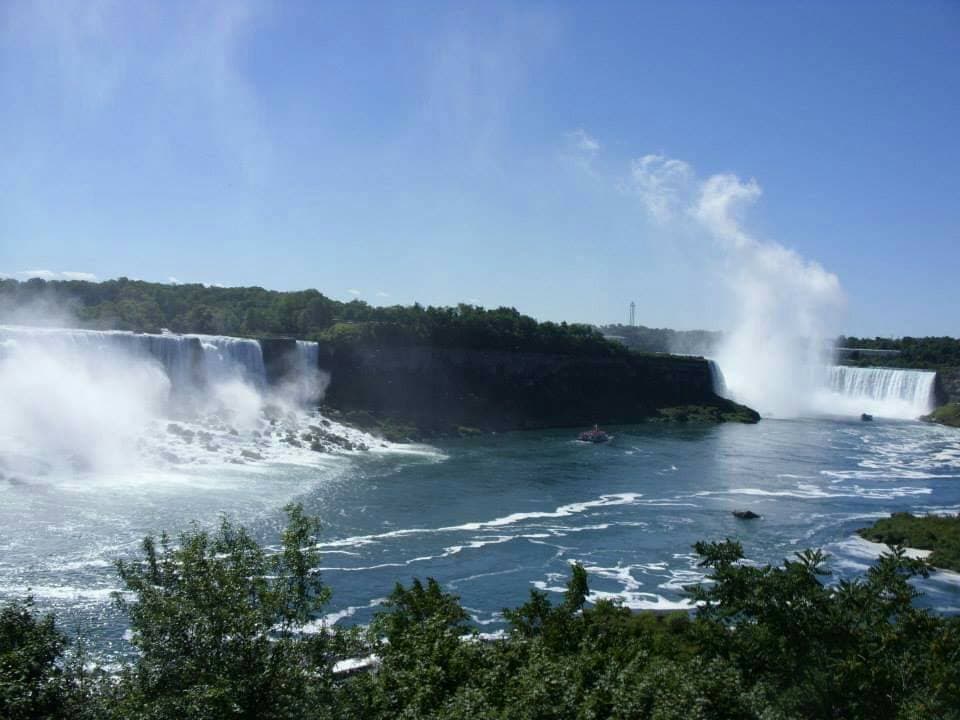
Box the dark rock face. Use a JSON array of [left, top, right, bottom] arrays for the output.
[[319, 346, 749, 433], [259, 338, 300, 386], [935, 368, 960, 406], [733, 510, 761, 520]]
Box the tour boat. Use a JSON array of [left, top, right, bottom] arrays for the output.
[[577, 425, 610, 443]]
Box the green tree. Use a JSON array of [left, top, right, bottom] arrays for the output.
[[689, 540, 960, 719], [110, 503, 332, 719], [0, 598, 67, 720]]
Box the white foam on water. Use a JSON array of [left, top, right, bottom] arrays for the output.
[[313, 493, 644, 551], [332, 655, 380, 674], [697, 484, 932, 500], [842, 534, 933, 560], [449, 569, 522, 589], [0, 584, 119, 604], [313, 597, 388, 630], [532, 577, 694, 611]]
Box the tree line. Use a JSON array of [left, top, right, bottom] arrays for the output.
[[599, 324, 721, 355], [0, 278, 622, 356], [2, 506, 958, 720], [838, 335, 960, 369]]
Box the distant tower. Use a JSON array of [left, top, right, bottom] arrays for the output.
[[629, 301, 636, 327]]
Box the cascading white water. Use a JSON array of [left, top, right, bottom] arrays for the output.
[[0, 325, 203, 392], [0, 326, 312, 397], [821, 366, 936, 419], [283, 340, 326, 405], [705, 354, 937, 420], [294, 340, 320, 376], [0, 325, 333, 478], [188, 334, 268, 389], [706, 359, 728, 398]]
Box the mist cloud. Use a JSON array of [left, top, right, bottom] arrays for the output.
[[7, 270, 99, 282], [627, 154, 695, 223], [594, 138, 846, 415]]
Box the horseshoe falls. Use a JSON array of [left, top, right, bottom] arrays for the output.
[[819, 366, 937, 419]]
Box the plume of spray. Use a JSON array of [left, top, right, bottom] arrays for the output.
[[0, 302, 332, 480], [696, 175, 844, 416], [631, 155, 845, 417], [0, 301, 173, 476]]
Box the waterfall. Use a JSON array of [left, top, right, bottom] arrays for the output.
[[0, 325, 337, 479], [824, 366, 936, 418], [294, 340, 320, 376], [287, 340, 323, 405], [707, 359, 728, 398], [704, 355, 937, 419], [0, 325, 203, 391], [188, 334, 267, 389], [0, 326, 311, 399]]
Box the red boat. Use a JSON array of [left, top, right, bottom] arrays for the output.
[[577, 425, 610, 443]]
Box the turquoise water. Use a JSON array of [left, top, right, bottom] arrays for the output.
[[302, 418, 960, 629], [2, 416, 960, 657]]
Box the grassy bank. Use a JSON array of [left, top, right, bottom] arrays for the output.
[[654, 400, 760, 424], [332, 397, 760, 444], [923, 402, 960, 428], [858, 512, 960, 571]]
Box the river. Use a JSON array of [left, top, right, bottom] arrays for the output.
[[3, 413, 959, 661]]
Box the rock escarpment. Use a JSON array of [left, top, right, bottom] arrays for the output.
[[319, 346, 756, 435], [936, 368, 960, 406]]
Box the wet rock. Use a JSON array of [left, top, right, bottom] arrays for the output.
[[159, 450, 182, 464], [732, 510, 761, 520], [301, 426, 366, 453], [166, 423, 195, 442], [240, 449, 263, 461]]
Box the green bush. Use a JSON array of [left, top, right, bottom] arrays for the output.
[[0, 598, 67, 720]]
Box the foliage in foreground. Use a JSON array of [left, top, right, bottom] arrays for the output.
[[859, 511, 960, 571], [2, 509, 960, 720]]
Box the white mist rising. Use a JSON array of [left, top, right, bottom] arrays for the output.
[[0, 321, 334, 481], [631, 157, 845, 417], [0, 330, 172, 475], [695, 175, 845, 417]]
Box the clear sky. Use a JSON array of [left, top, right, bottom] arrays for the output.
[[1, 0, 958, 336]]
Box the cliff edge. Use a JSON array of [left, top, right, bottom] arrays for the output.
[[317, 346, 757, 437]]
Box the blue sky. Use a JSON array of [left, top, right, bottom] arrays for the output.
[[1, 0, 957, 336]]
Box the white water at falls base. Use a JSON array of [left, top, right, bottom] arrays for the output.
[[0, 325, 356, 480]]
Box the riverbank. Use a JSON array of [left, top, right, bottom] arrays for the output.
[[858, 512, 960, 571], [924, 403, 960, 429], [325, 397, 759, 443]]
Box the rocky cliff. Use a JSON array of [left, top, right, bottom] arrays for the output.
[[936, 368, 960, 405], [317, 346, 755, 434]]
